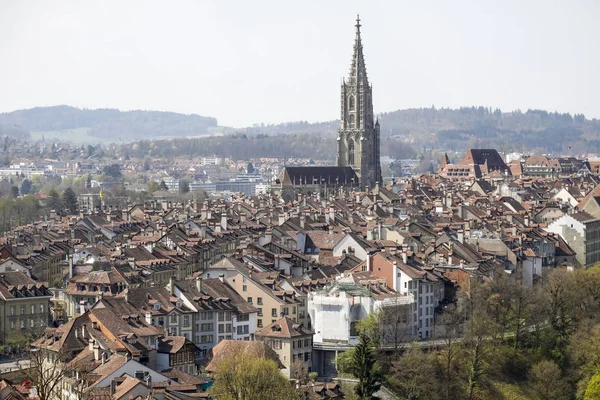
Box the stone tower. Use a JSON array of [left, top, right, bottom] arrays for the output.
[[336, 15, 381, 189]]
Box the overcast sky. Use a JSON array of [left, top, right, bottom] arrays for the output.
[[1, 0, 598, 127]]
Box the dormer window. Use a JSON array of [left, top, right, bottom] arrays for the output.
[[153, 303, 161, 311]]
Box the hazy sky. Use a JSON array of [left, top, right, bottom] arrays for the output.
[[1, 0, 598, 127]]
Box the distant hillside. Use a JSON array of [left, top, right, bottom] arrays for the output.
[[240, 107, 600, 155], [5, 105, 600, 155], [0, 105, 218, 142]]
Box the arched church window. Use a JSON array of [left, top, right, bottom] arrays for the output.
[[349, 114, 355, 128], [348, 139, 355, 165], [348, 96, 355, 111]]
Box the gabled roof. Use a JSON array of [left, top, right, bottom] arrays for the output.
[[255, 316, 312, 339], [279, 166, 359, 187], [461, 149, 507, 169]]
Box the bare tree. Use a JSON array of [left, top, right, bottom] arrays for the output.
[[436, 300, 465, 400], [380, 303, 412, 351], [290, 358, 310, 383], [16, 344, 93, 400]]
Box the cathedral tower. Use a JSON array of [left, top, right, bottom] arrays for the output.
[[336, 15, 381, 189]]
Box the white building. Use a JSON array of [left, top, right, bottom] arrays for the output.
[[308, 275, 412, 345], [171, 277, 258, 361], [546, 212, 600, 267]]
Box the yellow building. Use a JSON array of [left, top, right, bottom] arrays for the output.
[[226, 266, 300, 330], [255, 317, 313, 379]]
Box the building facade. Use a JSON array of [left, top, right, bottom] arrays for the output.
[[0, 272, 51, 345], [546, 212, 600, 267]]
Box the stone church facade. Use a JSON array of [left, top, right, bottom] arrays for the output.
[[274, 17, 382, 200]]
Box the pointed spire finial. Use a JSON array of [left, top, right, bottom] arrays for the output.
[[356, 14, 361, 31]]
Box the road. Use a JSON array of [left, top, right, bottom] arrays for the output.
[[0, 359, 30, 374]]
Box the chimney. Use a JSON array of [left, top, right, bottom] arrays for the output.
[[448, 252, 453, 266], [300, 214, 306, 229], [110, 379, 118, 395], [457, 230, 464, 244], [68, 254, 74, 279], [278, 213, 285, 226], [328, 225, 334, 235], [82, 324, 87, 338], [402, 250, 407, 264], [366, 252, 372, 272], [145, 311, 152, 325], [221, 213, 227, 231], [93, 343, 101, 361], [524, 215, 530, 227], [328, 207, 335, 223], [88, 338, 94, 351], [79, 300, 86, 315], [218, 274, 225, 283], [196, 277, 203, 293]]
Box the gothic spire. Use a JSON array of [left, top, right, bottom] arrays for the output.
[[349, 14, 368, 85]]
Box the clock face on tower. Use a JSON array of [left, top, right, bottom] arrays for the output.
[[336, 16, 382, 189]]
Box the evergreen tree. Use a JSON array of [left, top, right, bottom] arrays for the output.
[[63, 187, 78, 214], [352, 331, 382, 399], [20, 179, 32, 195], [10, 186, 19, 198], [180, 180, 190, 194], [47, 189, 62, 211], [159, 180, 169, 191]]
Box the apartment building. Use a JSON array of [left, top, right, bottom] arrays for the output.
[[0, 271, 52, 344], [255, 317, 313, 378]]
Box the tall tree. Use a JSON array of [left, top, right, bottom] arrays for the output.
[[63, 187, 78, 214], [47, 189, 62, 211], [102, 164, 122, 179], [352, 332, 382, 399], [180, 180, 190, 194], [20, 178, 32, 195], [388, 345, 440, 400]]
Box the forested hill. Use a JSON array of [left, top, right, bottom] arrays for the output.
[[5, 105, 600, 154], [0, 105, 218, 141], [240, 107, 600, 154]]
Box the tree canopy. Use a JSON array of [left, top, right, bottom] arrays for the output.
[[210, 353, 299, 400]]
